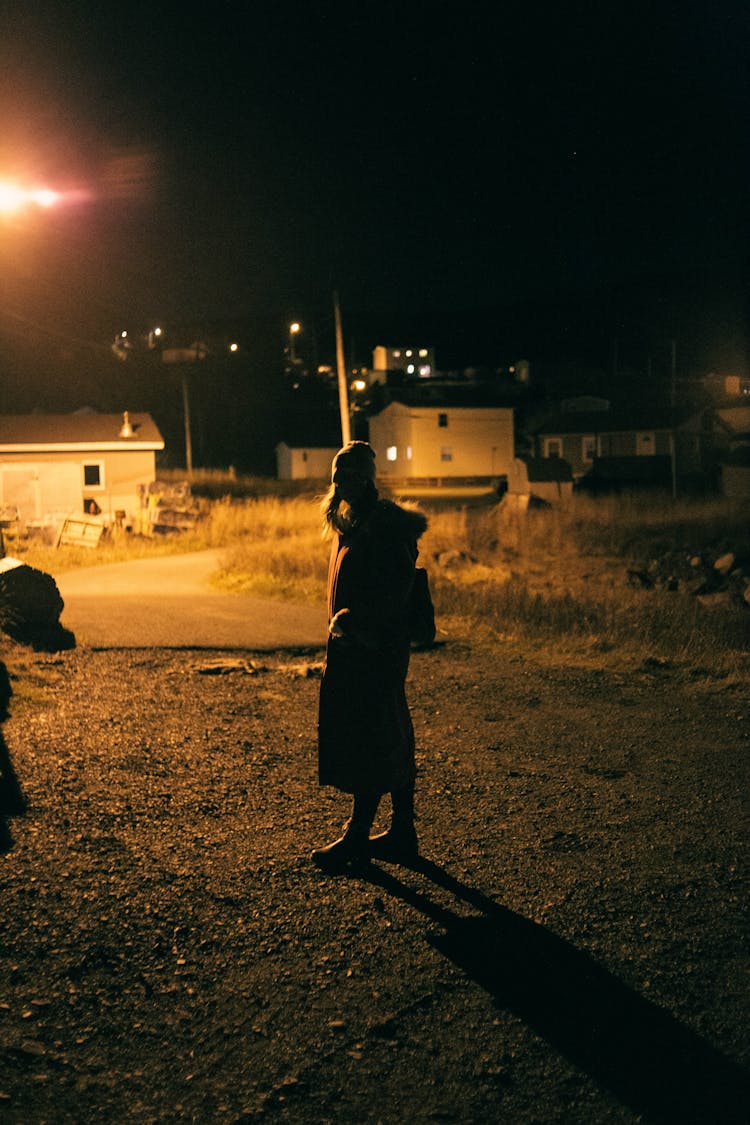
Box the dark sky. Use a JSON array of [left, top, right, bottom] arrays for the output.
[[0, 1, 748, 376]]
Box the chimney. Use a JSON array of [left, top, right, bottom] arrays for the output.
[[119, 411, 133, 438]]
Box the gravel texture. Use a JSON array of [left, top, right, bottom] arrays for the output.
[[0, 641, 748, 1124]]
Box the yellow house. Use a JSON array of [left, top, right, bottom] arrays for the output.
[[368, 401, 514, 481], [0, 412, 164, 529]]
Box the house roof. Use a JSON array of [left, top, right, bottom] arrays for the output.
[[519, 456, 573, 482], [374, 399, 513, 418], [0, 413, 164, 452], [387, 384, 519, 409], [534, 404, 690, 435]]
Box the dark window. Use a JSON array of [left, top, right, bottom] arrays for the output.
[[83, 464, 101, 487], [438, 413, 448, 428]]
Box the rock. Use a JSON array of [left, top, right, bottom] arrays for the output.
[[713, 552, 735, 575], [437, 549, 474, 570], [0, 559, 72, 651], [696, 591, 735, 611]]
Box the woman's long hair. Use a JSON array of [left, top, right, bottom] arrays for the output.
[[320, 479, 378, 536]]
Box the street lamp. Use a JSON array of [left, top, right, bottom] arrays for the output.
[[289, 321, 301, 362]]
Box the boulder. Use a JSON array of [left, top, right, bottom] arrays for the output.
[[0, 559, 73, 651], [713, 552, 735, 576]]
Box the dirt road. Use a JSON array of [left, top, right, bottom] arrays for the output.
[[54, 551, 327, 649], [0, 640, 748, 1123]]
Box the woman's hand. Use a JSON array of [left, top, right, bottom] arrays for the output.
[[328, 609, 350, 639]]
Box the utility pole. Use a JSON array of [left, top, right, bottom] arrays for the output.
[[333, 291, 351, 445], [181, 371, 193, 475], [669, 338, 677, 500]]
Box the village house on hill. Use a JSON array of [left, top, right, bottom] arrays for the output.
[[0, 411, 164, 532]]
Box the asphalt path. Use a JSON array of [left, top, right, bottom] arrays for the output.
[[53, 549, 328, 650]]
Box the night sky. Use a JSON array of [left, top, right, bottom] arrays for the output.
[[0, 2, 748, 388]]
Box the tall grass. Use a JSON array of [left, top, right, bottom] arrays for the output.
[[11, 484, 749, 670]]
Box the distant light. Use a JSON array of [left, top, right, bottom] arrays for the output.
[[393, 350, 401, 358], [419, 365, 431, 377], [153, 326, 163, 337], [120, 330, 128, 338], [509, 365, 516, 373], [405, 350, 413, 357], [386, 446, 397, 461], [406, 446, 413, 460], [419, 348, 428, 357], [289, 322, 301, 334], [352, 379, 367, 392], [407, 364, 415, 374], [229, 342, 239, 353]]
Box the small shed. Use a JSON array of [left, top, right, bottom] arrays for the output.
[[276, 442, 338, 481], [508, 456, 573, 505], [0, 411, 164, 530]]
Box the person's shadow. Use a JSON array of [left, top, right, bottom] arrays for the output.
[[358, 856, 749, 1125], [0, 659, 26, 852]]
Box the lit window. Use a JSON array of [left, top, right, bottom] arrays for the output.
[[440, 447, 453, 462], [419, 348, 428, 357], [419, 365, 431, 377], [438, 413, 448, 428], [386, 446, 398, 461], [544, 438, 562, 458], [582, 435, 596, 461], [406, 446, 413, 460], [407, 364, 415, 374]]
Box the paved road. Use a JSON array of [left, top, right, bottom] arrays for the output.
[[54, 549, 328, 650]]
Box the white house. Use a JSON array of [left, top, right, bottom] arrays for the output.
[[368, 401, 514, 480], [0, 412, 164, 528]]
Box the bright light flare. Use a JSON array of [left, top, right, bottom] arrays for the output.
[[0, 183, 27, 213], [0, 180, 79, 215], [32, 189, 60, 208]]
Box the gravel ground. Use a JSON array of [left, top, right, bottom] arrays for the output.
[[0, 640, 748, 1124]]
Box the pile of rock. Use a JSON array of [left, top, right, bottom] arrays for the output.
[[628, 549, 750, 610]]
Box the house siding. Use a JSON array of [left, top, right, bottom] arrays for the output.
[[276, 443, 337, 480], [370, 403, 514, 479], [0, 449, 158, 523]]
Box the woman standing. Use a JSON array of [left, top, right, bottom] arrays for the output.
[[313, 441, 428, 870]]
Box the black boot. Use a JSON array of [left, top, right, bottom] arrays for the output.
[[369, 784, 418, 862], [311, 818, 370, 870], [312, 791, 380, 871]]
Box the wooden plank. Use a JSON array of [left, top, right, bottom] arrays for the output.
[[56, 516, 105, 549]]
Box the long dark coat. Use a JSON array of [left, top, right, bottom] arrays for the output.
[[318, 499, 428, 795]]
